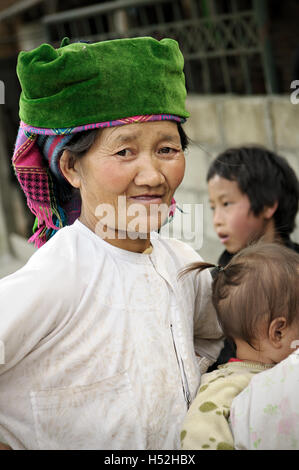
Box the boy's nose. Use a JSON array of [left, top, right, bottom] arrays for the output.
[[213, 207, 224, 227]]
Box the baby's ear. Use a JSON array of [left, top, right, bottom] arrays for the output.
[[268, 316, 287, 347], [262, 201, 278, 220]]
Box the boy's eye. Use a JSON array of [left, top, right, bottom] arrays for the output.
[[223, 201, 231, 207]]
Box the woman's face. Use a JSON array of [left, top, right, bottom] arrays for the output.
[[62, 121, 185, 245]]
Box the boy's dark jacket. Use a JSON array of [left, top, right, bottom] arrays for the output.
[[218, 239, 299, 268]]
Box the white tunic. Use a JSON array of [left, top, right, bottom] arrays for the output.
[[0, 220, 223, 450]]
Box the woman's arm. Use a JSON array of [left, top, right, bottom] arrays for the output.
[[0, 268, 57, 374], [0, 253, 73, 375], [0, 256, 75, 449], [193, 268, 224, 372]]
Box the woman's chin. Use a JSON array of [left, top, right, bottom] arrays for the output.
[[94, 217, 167, 239]]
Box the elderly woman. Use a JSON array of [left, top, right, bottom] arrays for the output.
[[0, 37, 223, 450]]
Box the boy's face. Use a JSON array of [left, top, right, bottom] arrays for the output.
[[208, 175, 274, 254]]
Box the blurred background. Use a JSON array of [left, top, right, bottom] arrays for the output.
[[0, 0, 298, 276]]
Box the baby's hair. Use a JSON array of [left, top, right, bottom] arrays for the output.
[[181, 243, 299, 347], [207, 146, 299, 240]]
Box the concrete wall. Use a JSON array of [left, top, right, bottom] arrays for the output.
[[170, 94, 299, 263]]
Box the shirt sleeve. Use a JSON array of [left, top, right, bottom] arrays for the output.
[[0, 255, 75, 374], [181, 369, 252, 450], [230, 352, 299, 450], [193, 268, 224, 369]]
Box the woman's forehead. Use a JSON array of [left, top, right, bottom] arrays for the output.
[[101, 120, 180, 142]]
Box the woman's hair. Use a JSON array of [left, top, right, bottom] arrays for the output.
[[181, 243, 299, 347], [207, 146, 299, 240], [54, 123, 189, 203]]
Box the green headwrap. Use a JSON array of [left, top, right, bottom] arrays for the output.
[[17, 36, 189, 128]]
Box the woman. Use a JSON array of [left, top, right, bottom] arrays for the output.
[[0, 37, 223, 450]]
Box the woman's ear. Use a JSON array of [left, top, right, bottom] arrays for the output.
[[59, 150, 81, 189], [262, 201, 278, 220], [268, 317, 287, 348]]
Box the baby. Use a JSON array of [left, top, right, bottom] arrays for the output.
[[180, 243, 299, 450]]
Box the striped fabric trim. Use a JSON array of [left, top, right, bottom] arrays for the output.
[[20, 114, 186, 136]]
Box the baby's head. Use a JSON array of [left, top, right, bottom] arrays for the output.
[[207, 146, 299, 254], [181, 243, 299, 364], [212, 243, 299, 364]]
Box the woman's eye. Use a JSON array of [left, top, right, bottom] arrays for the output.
[[223, 201, 231, 207], [158, 147, 177, 155], [116, 149, 130, 157]]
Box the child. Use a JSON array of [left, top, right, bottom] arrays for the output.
[[180, 243, 299, 450], [207, 146, 299, 267], [207, 146, 299, 366]]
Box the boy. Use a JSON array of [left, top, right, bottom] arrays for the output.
[[207, 146, 299, 267], [207, 146, 299, 366]]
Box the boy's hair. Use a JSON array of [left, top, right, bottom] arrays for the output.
[[207, 146, 299, 240], [181, 243, 299, 347]]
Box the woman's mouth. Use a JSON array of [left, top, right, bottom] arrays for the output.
[[129, 194, 164, 205]]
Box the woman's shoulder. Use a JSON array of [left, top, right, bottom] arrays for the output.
[[153, 235, 214, 291], [154, 234, 204, 264], [27, 220, 106, 268], [25, 223, 83, 268], [1, 222, 96, 295]]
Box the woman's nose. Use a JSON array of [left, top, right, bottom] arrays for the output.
[[134, 157, 165, 187]]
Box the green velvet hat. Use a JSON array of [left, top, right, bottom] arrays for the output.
[[17, 36, 189, 128]]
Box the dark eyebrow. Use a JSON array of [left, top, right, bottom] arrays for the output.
[[111, 132, 180, 144]]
